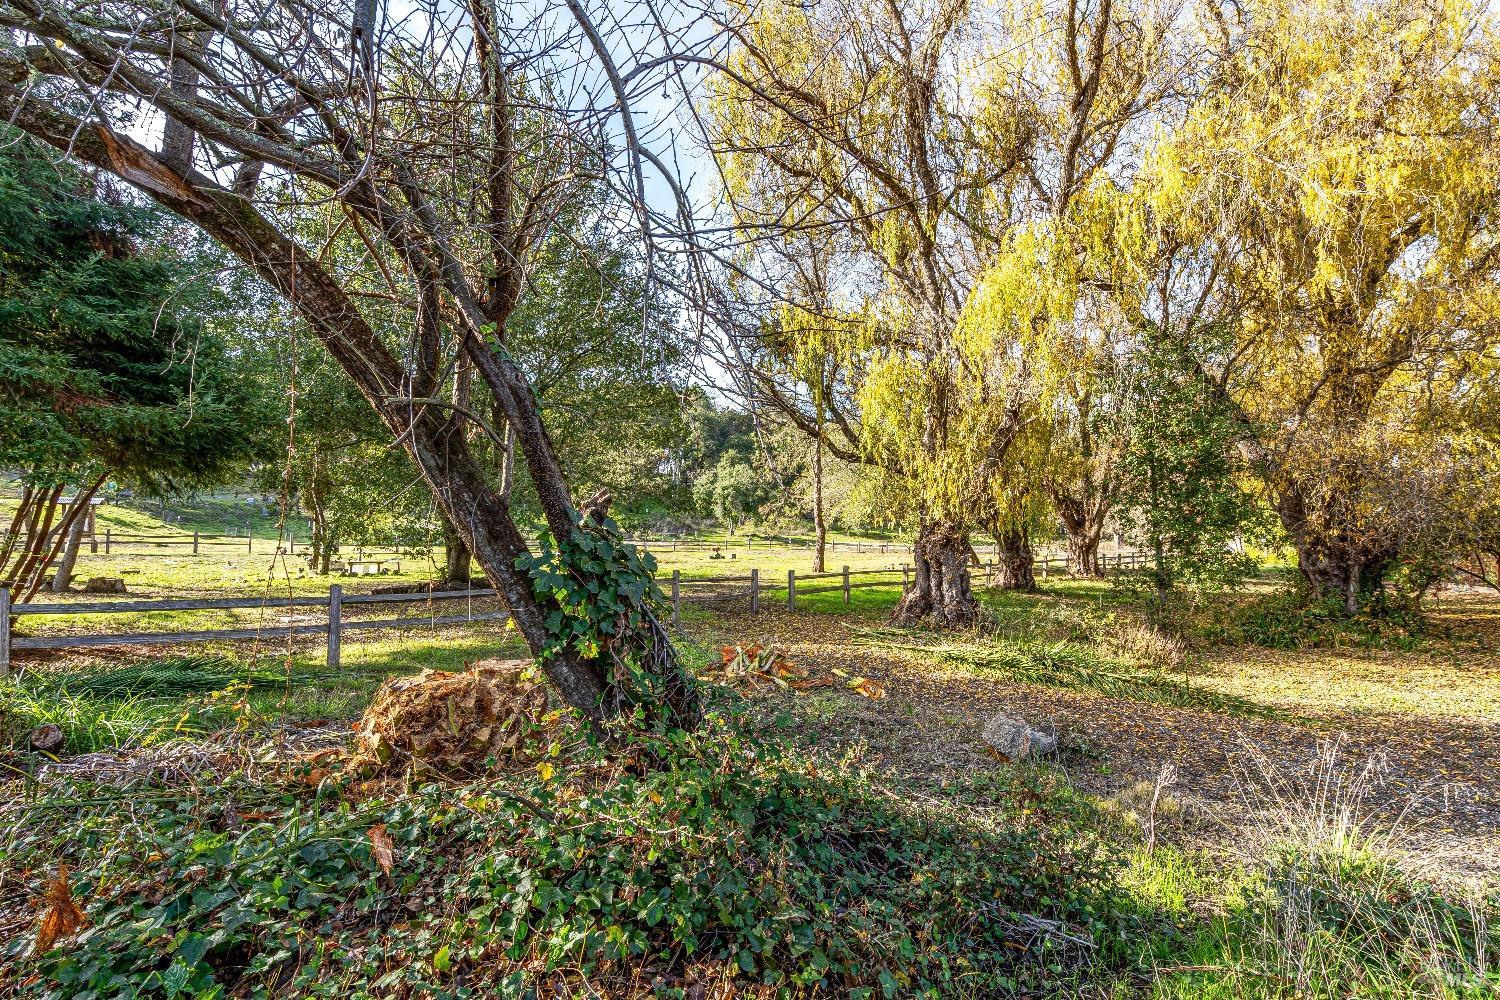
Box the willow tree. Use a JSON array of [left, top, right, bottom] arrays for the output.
[[1131, 0, 1500, 613], [0, 0, 700, 723], [706, 0, 1038, 627], [961, 0, 1187, 579]]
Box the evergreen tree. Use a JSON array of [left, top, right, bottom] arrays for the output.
[[0, 131, 263, 596]]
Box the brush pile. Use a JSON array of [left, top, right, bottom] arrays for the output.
[[347, 659, 548, 778]]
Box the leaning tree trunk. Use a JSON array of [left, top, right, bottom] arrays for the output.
[[892, 521, 981, 629], [50, 505, 89, 592], [990, 526, 1036, 591]]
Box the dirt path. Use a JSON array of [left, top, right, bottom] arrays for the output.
[[699, 608, 1500, 887]]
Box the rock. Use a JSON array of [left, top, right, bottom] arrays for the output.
[[346, 660, 548, 778], [29, 724, 65, 753], [83, 577, 127, 594], [981, 713, 1057, 762]]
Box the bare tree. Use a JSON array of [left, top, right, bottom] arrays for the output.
[[0, 0, 702, 723]]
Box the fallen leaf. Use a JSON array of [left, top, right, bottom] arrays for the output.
[[849, 677, 887, 699], [34, 866, 86, 955], [369, 824, 395, 877]]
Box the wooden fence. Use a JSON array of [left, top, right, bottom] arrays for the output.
[[59, 529, 916, 559], [664, 549, 1150, 625], [0, 551, 1151, 676], [0, 585, 508, 677]]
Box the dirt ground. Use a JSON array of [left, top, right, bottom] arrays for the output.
[[695, 601, 1500, 889]]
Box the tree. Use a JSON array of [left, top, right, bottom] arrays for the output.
[[0, 130, 262, 597], [693, 455, 765, 535], [249, 317, 431, 576], [1116, 338, 1262, 593], [706, 0, 1037, 628], [0, 0, 702, 724], [1132, 0, 1500, 613]]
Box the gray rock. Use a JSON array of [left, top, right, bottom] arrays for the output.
[[30, 724, 65, 753], [982, 713, 1057, 761]]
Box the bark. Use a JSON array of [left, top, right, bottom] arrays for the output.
[[990, 526, 1036, 591], [50, 505, 89, 592], [440, 354, 478, 586], [892, 521, 981, 629], [811, 436, 826, 573], [1067, 532, 1101, 577], [1054, 490, 1105, 577], [1275, 489, 1397, 615], [441, 517, 474, 585]]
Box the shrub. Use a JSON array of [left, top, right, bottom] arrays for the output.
[[1223, 590, 1428, 651], [3, 712, 1131, 998]]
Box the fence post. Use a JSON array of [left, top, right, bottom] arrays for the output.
[[1042, 556, 1049, 580], [787, 569, 796, 611], [671, 570, 681, 629], [193, 530, 199, 555], [842, 565, 851, 604], [327, 584, 342, 668], [90, 532, 98, 554], [0, 585, 10, 678], [248, 533, 254, 554], [902, 565, 910, 592], [105, 529, 111, 554], [750, 568, 760, 615]]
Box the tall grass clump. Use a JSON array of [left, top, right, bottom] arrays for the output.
[[0, 656, 288, 753], [1152, 740, 1497, 999]]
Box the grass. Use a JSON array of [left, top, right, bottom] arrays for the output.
[[2, 626, 531, 754], [1117, 740, 1500, 999], [852, 624, 1276, 715], [6, 497, 1499, 996]]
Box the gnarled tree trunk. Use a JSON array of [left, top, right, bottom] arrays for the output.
[[1054, 492, 1105, 577], [1276, 491, 1398, 615], [892, 521, 980, 628], [990, 525, 1036, 591], [1066, 532, 1101, 577]]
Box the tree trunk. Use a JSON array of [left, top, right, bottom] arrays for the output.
[[1275, 489, 1396, 616], [811, 436, 826, 573], [990, 526, 1036, 591], [1295, 544, 1394, 616], [892, 521, 981, 628], [50, 505, 89, 592], [2, 111, 699, 728], [441, 517, 474, 585], [1067, 532, 1101, 577]]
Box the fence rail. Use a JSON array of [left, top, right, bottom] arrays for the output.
[[0, 551, 1151, 676], [0, 584, 509, 676], [32, 528, 922, 558]]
